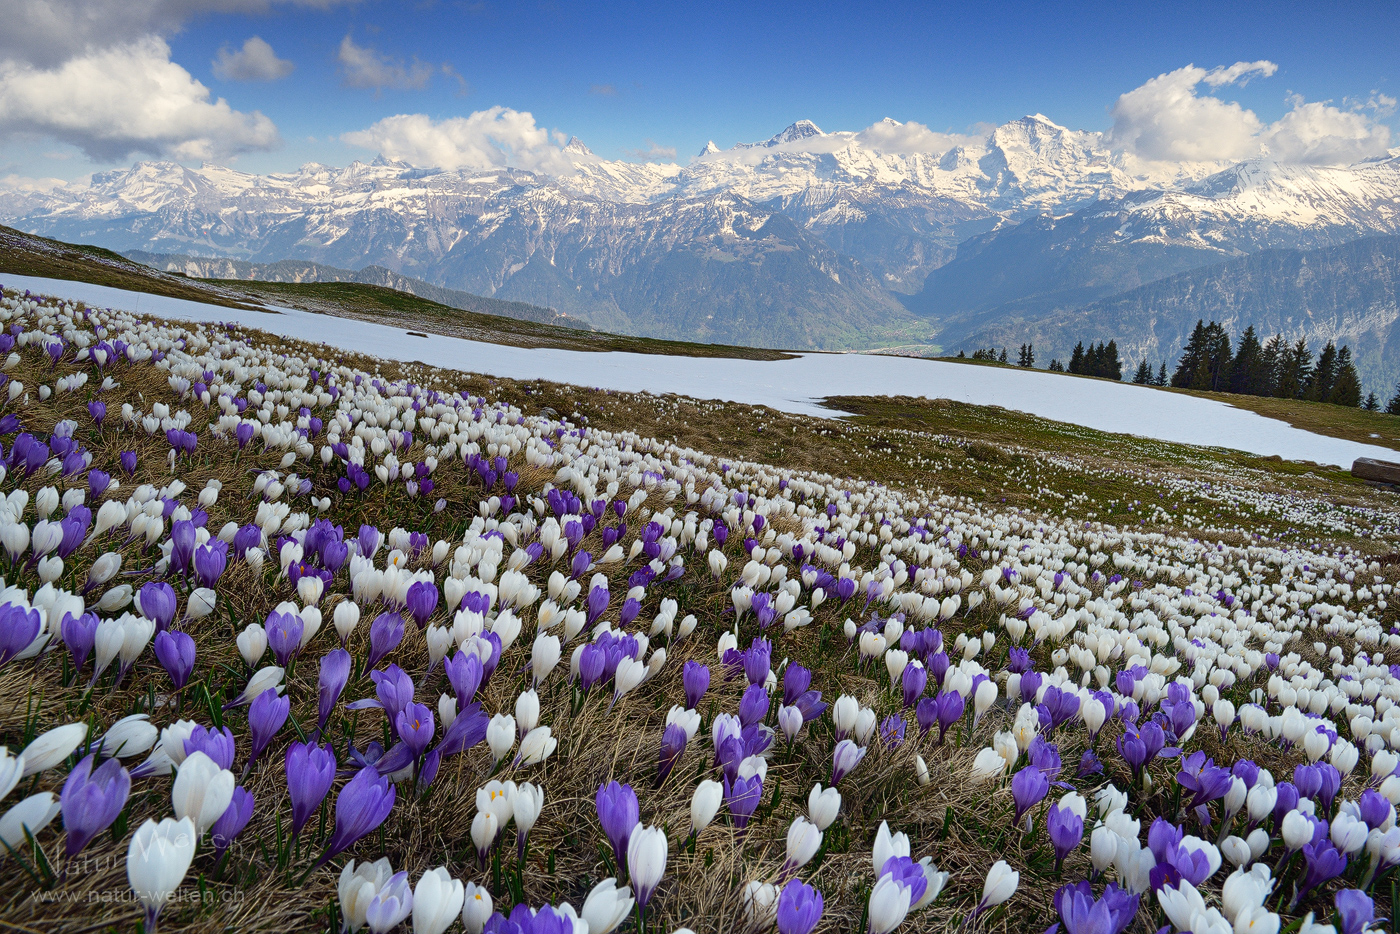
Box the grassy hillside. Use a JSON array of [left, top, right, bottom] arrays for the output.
[[0, 225, 793, 361]]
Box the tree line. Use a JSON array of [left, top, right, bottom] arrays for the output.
[[959, 325, 1398, 412], [1167, 321, 1368, 408]]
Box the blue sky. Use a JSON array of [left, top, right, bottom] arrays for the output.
[[2, 0, 1397, 182]]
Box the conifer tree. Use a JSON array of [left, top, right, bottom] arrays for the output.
[[1172, 320, 1208, 387], [1387, 383, 1400, 415], [1307, 341, 1339, 401], [1257, 335, 1284, 397], [1102, 340, 1123, 381], [1276, 338, 1312, 399], [1084, 342, 1102, 377], [1132, 360, 1152, 384], [1230, 326, 1264, 395], [1069, 342, 1085, 374], [1328, 346, 1361, 407], [1154, 362, 1167, 387]]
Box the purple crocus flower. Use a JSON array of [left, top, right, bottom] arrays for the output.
[[286, 742, 337, 836], [879, 856, 928, 906], [1019, 669, 1043, 705], [1116, 720, 1165, 780], [348, 664, 416, 725], [185, 725, 237, 771], [725, 774, 763, 830], [578, 643, 607, 691], [683, 660, 710, 710], [404, 580, 438, 630], [87, 400, 106, 426], [1146, 818, 1184, 863], [1011, 765, 1049, 827], [318, 648, 351, 732], [233, 524, 261, 559], [585, 583, 609, 625], [168, 520, 197, 577], [248, 686, 291, 767], [1047, 801, 1085, 867], [1293, 840, 1348, 909], [59, 753, 130, 857], [915, 696, 938, 737], [356, 524, 381, 559], [596, 781, 639, 870], [1272, 782, 1300, 832], [935, 690, 965, 744], [366, 612, 405, 669], [153, 630, 195, 689], [119, 450, 137, 475], [265, 610, 304, 668], [656, 723, 687, 785], [432, 701, 488, 759], [87, 469, 110, 500], [775, 879, 823, 934], [743, 637, 772, 686], [0, 603, 42, 668], [315, 767, 396, 866], [739, 684, 769, 727], [193, 540, 228, 588], [445, 650, 483, 705], [1052, 881, 1139, 934], [210, 787, 254, 862], [1333, 889, 1379, 934], [395, 702, 435, 759], [61, 610, 99, 671], [901, 663, 927, 708], [880, 715, 906, 748], [782, 664, 811, 706], [1316, 763, 1342, 813], [1359, 789, 1392, 831], [1166, 841, 1218, 887], [1037, 685, 1081, 731], [830, 739, 866, 785]]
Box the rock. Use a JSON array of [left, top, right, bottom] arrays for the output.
[[1352, 458, 1400, 484]]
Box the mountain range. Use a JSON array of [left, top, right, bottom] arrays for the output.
[[3, 116, 1399, 383]]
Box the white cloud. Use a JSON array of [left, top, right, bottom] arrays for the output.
[[855, 117, 991, 154], [0, 173, 71, 193], [342, 108, 576, 174], [1109, 61, 1391, 165], [213, 36, 293, 82], [0, 37, 280, 161], [1200, 60, 1277, 88], [337, 35, 433, 91], [1263, 96, 1392, 164], [0, 0, 351, 68], [628, 139, 676, 160]]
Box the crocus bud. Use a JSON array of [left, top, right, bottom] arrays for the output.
[[691, 779, 723, 835], [21, 722, 87, 776], [126, 816, 197, 933], [412, 867, 465, 934]]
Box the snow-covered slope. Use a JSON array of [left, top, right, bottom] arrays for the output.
[[5, 271, 1393, 468]]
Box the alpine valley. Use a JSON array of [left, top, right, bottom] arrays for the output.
[[3, 116, 1399, 388]]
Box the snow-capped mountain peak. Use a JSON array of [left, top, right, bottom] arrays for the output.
[[736, 119, 826, 149]]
